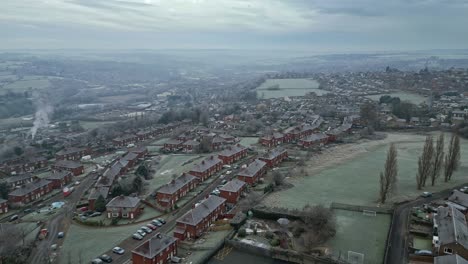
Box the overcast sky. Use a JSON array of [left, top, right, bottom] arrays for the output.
[[1, 0, 468, 52]]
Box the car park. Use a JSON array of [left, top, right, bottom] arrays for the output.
[[91, 258, 104, 264], [132, 233, 143, 240], [146, 223, 157, 230], [151, 219, 163, 227], [137, 229, 146, 236], [99, 254, 112, 263], [112, 247, 125, 255], [141, 226, 152, 233]]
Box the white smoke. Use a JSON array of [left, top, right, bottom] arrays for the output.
[[31, 94, 53, 139]]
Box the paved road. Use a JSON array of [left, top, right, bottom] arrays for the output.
[[386, 185, 465, 264], [28, 172, 98, 264], [99, 158, 254, 264]]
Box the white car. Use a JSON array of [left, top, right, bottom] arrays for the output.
[[74, 181, 80, 185], [112, 247, 125, 255], [137, 229, 146, 236], [226, 170, 232, 175]]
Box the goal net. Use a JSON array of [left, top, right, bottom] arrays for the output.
[[348, 251, 364, 264], [362, 210, 377, 217]]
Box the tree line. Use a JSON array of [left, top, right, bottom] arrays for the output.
[[379, 133, 461, 203]]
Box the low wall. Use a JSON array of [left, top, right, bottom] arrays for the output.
[[330, 202, 393, 214]]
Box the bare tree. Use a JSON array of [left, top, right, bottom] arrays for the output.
[[379, 144, 398, 203], [444, 134, 461, 182], [416, 135, 434, 189], [430, 133, 444, 186], [272, 171, 284, 186], [300, 205, 336, 252], [238, 192, 261, 211]]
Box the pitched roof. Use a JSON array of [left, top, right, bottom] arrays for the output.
[[182, 140, 200, 146], [132, 233, 177, 259], [219, 179, 246, 193], [9, 179, 51, 197], [0, 198, 6, 204], [106, 196, 140, 208], [436, 206, 468, 250], [157, 173, 197, 195], [121, 152, 139, 162], [218, 144, 246, 157], [301, 133, 328, 142], [165, 139, 183, 145], [54, 160, 82, 169], [261, 148, 287, 160], [190, 156, 222, 173], [237, 159, 266, 178], [3, 173, 35, 184], [448, 190, 468, 208], [88, 186, 110, 200], [177, 195, 226, 226], [45, 171, 71, 180]]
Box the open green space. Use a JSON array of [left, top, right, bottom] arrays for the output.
[[413, 236, 432, 250], [365, 91, 428, 105], [60, 222, 145, 264], [327, 209, 391, 264], [263, 133, 468, 208], [146, 154, 205, 194], [256, 78, 326, 99], [239, 137, 259, 146], [79, 121, 117, 130], [1, 77, 51, 95]]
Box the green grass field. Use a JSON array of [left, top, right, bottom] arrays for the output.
[[238, 137, 259, 146], [365, 91, 428, 105], [1, 78, 51, 95], [327, 209, 391, 264], [263, 133, 468, 209]]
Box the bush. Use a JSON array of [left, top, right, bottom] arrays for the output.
[[111, 217, 120, 226], [265, 231, 274, 239], [238, 228, 247, 238], [270, 238, 280, 247]]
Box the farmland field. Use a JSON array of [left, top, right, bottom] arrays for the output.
[[1, 77, 51, 95], [365, 91, 428, 105], [256, 78, 326, 99], [80, 120, 117, 130], [327, 209, 391, 264], [263, 133, 468, 209]]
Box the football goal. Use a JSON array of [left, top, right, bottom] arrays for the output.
[[348, 251, 365, 264], [362, 210, 377, 217]]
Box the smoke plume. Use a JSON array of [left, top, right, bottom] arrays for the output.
[[31, 93, 53, 139]]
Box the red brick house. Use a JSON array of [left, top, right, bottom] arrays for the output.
[[45, 171, 73, 189], [132, 234, 178, 264], [8, 179, 53, 206], [113, 135, 139, 147], [219, 179, 246, 204], [181, 140, 200, 153], [284, 123, 319, 142], [1, 156, 48, 175], [4, 173, 36, 188], [298, 133, 329, 148], [219, 134, 237, 144], [52, 160, 84, 176], [163, 139, 183, 152], [156, 173, 198, 208], [129, 146, 149, 159], [88, 186, 110, 211], [106, 195, 141, 219], [259, 132, 286, 148], [218, 144, 247, 165], [211, 137, 225, 150], [121, 152, 139, 168], [136, 130, 152, 141], [189, 156, 223, 181], [259, 148, 288, 168], [237, 159, 267, 185], [0, 199, 8, 214], [174, 195, 226, 240], [55, 147, 92, 161]]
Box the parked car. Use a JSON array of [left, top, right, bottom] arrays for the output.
[[157, 218, 166, 224], [83, 211, 94, 217], [151, 220, 163, 227], [75, 181, 80, 185], [99, 254, 112, 263], [223, 165, 231, 169], [221, 179, 228, 185], [89, 212, 102, 217], [146, 223, 157, 230], [141, 226, 152, 233], [137, 229, 146, 236], [226, 170, 232, 175], [91, 258, 104, 264], [23, 208, 32, 214], [112, 247, 125, 255], [9, 215, 19, 222], [132, 233, 143, 240], [57, 232, 65, 238], [421, 192, 432, 198], [414, 250, 433, 256], [79, 206, 88, 212]]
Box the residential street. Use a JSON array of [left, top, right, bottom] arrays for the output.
[[28, 172, 97, 264]]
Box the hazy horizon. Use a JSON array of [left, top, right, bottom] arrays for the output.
[[2, 0, 468, 52]]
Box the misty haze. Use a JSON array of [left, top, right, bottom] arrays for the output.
[[0, 1, 468, 264]]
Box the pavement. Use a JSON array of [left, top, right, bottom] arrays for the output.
[[385, 184, 466, 264], [27, 172, 98, 264]]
